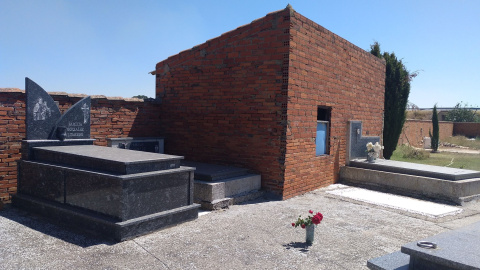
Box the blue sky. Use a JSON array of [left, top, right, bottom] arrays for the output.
[[1, 0, 479, 108]]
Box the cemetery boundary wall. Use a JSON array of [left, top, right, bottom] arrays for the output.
[[399, 120, 454, 147], [453, 122, 480, 138], [0, 88, 161, 202]]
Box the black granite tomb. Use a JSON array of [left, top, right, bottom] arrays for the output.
[[14, 78, 199, 241]]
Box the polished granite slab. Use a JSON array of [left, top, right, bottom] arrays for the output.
[[18, 160, 195, 221], [401, 221, 480, 269], [13, 193, 200, 242], [33, 145, 183, 174], [368, 221, 480, 270], [349, 159, 480, 181]]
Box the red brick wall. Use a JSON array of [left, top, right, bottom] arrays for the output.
[[453, 122, 480, 138], [0, 89, 161, 202], [283, 12, 385, 199], [399, 120, 453, 147], [155, 9, 290, 196], [155, 7, 385, 199], [0, 89, 25, 203]]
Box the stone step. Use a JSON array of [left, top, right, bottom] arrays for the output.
[[33, 145, 183, 175], [13, 193, 200, 242], [181, 161, 250, 181], [367, 251, 410, 270], [194, 173, 262, 210]]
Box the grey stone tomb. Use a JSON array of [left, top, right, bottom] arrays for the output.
[[14, 78, 199, 241], [346, 121, 381, 162]]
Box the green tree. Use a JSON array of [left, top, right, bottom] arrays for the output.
[[132, 95, 151, 100], [445, 102, 479, 122], [430, 104, 439, 152], [370, 42, 416, 159]]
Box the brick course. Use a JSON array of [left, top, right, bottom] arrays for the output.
[[0, 89, 160, 202]]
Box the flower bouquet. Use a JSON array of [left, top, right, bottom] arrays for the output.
[[292, 210, 323, 244], [366, 142, 383, 162]]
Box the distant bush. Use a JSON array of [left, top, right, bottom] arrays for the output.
[[397, 145, 430, 160], [445, 102, 479, 122]]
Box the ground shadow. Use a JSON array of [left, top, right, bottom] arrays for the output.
[[283, 241, 312, 253], [0, 205, 115, 248]]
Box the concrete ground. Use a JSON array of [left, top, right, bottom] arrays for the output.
[[1, 185, 480, 270]]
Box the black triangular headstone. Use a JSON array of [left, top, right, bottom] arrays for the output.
[[25, 78, 62, 140], [25, 78, 91, 140], [49, 96, 91, 140]]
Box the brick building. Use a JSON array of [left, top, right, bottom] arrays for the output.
[[0, 6, 385, 203], [154, 6, 385, 199]]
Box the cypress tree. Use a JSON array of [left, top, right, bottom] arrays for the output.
[[430, 104, 439, 152], [370, 42, 413, 159]]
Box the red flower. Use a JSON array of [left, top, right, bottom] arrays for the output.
[[312, 213, 323, 225], [301, 224, 306, 229], [291, 223, 295, 227], [309, 210, 313, 214]]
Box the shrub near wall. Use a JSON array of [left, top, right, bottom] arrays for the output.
[[0, 89, 161, 203]]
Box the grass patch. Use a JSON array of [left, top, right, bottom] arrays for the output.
[[391, 147, 480, 171], [443, 136, 480, 150], [393, 144, 430, 160]]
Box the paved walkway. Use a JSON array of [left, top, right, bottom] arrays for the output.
[[1, 185, 480, 270]]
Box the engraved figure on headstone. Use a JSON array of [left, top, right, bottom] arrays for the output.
[[81, 103, 90, 124], [33, 97, 52, 121]]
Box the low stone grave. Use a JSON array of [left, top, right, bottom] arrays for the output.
[[181, 161, 263, 210], [341, 159, 480, 205], [368, 221, 480, 269], [342, 121, 480, 205]]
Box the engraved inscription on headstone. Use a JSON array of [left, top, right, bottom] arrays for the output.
[[25, 77, 91, 140], [50, 96, 91, 140]]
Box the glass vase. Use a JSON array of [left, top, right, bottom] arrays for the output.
[[306, 224, 315, 245]]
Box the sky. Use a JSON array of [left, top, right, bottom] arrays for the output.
[[1, 0, 479, 108]]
